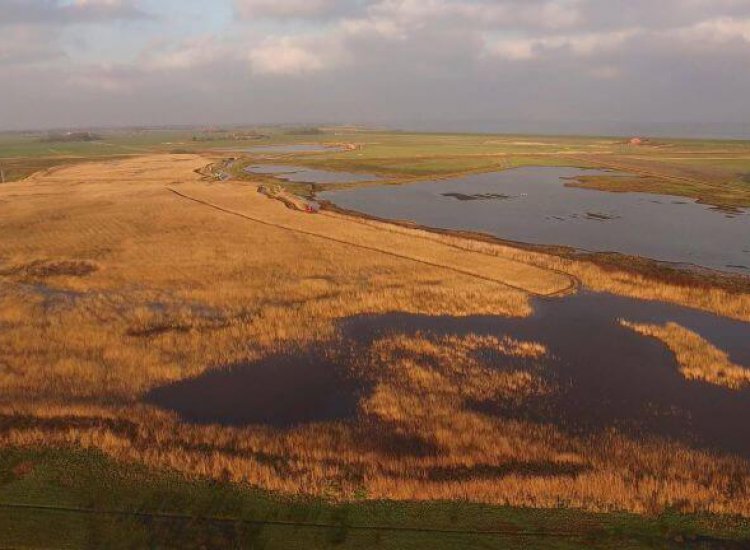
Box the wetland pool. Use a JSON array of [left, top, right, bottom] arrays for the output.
[[146, 291, 750, 458], [228, 144, 343, 154], [145, 348, 362, 429], [245, 164, 381, 184], [319, 166, 750, 274]]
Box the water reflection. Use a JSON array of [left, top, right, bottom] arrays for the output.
[[320, 166, 750, 273]]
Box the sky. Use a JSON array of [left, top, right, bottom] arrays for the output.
[[1, 0, 750, 136]]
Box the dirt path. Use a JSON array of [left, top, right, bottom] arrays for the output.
[[167, 187, 576, 298]]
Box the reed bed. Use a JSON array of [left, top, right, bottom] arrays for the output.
[[1, 330, 749, 516], [328, 212, 750, 322], [1, 155, 750, 517], [621, 321, 750, 389]]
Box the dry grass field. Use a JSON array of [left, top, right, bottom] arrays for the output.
[[326, 213, 750, 322], [0, 154, 569, 399], [2, 154, 750, 518]]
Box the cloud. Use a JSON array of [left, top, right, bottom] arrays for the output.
[[0, 0, 150, 73], [64, 63, 136, 92], [234, 0, 359, 19], [234, 0, 583, 29], [0, 25, 65, 65], [367, 0, 583, 31], [485, 29, 639, 61], [671, 16, 750, 44], [248, 45, 323, 76], [249, 36, 332, 75], [141, 36, 233, 70], [2, 0, 750, 134], [579, 0, 750, 31], [0, 0, 148, 26]]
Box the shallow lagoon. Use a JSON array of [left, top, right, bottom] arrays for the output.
[[319, 166, 750, 274], [233, 144, 342, 154], [245, 164, 381, 184]]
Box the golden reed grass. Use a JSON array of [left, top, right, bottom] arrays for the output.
[[622, 321, 750, 390], [327, 212, 750, 322], [1, 331, 749, 516], [1, 155, 749, 517]]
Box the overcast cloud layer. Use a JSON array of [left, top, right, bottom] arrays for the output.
[[1, 0, 750, 136]]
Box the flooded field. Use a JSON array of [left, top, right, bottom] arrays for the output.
[[148, 291, 750, 457], [346, 291, 750, 457], [245, 164, 381, 184], [319, 166, 750, 273]]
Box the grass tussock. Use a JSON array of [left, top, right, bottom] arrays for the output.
[[621, 320, 750, 390]]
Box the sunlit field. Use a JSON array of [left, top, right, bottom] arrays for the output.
[[2, 130, 750, 546]]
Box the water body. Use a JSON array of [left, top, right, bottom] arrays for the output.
[[147, 291, 750, 458], [145, 348, 363, 428], [343, 291, 750, 457], [319, 166, 750, 274], [245, 164, 381, 184], [232, 144, 342, 154]]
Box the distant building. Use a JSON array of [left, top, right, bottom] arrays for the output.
[[628, 137, 647, 146]]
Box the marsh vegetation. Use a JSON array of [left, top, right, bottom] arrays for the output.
[[1, 131, 750, 543]]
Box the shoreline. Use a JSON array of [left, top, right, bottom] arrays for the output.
[[318, 200, 750, 296]]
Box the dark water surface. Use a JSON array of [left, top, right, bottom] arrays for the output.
[[145, 349, 363, 428], [319, 166, 750, 273], [344, 291, 750, 457], [146, 291, 750, 458], [245, 164, 381, 184]]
